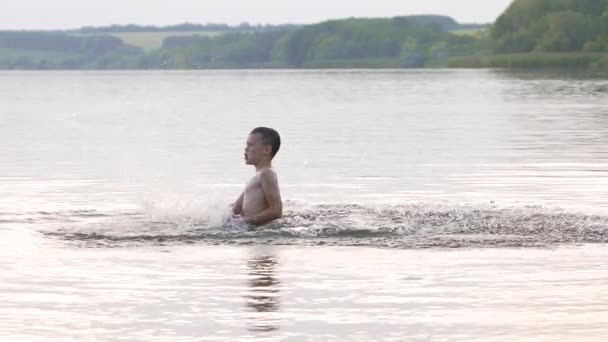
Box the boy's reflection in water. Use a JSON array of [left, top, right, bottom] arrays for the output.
[[245, 254, 281, 333]]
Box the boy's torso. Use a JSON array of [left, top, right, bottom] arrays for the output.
[[242, 172, 267, 217]]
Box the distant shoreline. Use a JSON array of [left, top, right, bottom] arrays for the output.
[[2, 59, 607, 71], [448, 53, 608, 71]]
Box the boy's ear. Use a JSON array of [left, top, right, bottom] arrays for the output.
[[264, 145, 272, 155]]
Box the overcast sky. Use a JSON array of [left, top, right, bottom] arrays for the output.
[[0, 0, 514, 30]]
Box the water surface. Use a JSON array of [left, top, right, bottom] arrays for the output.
[[1, 69, 607, 340]]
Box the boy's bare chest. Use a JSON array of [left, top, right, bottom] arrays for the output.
[[245, 175, 262, 191], [243, 175, 265, 210]]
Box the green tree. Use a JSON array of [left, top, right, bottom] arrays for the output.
[[537, 11, 588, 51], [491, 0, 608, 53]]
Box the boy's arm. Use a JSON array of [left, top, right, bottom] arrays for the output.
[[232, 192, 244, 215], [244, 170, 282, 226]]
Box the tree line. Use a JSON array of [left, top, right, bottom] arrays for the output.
[[0, 15, 481, 69], [139, 16, 480, 69]]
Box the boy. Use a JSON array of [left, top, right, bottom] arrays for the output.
[[231, 127, 283, 226]]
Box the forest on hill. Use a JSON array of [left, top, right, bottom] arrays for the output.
[[449, 0, 608, 70], [492, 0, 608, 53], [0, 16, 482, 69]]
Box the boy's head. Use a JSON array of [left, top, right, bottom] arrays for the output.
[[244, 127, 281, 165]]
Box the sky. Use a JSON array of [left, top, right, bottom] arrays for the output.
[[0, 0, 514, 30]]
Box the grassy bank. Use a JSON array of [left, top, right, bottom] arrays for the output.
[[301, 58, 401, 69], [450, 27, 489, 38], [448, 53, 608, 70], [74, 31, 224, 51]]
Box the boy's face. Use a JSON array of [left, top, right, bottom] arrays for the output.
[[244, 133, 271, 165]]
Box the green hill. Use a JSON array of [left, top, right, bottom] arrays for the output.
[[446, 0, 608, 70], [492, 0, 608, 53]]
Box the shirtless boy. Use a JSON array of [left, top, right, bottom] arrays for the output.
[[231, 127, 282, 226]]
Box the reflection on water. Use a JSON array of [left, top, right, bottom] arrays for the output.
[[245, 254, 281, 333], [1, 243, 608, 340]]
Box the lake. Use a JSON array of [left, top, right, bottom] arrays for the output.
[[1, 69, 607, 341]]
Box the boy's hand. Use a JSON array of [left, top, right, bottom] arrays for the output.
[[232, 192, 244, 215]]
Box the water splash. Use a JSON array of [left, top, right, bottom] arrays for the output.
[[28, 201, 608, 249]]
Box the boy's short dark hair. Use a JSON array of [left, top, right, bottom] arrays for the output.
[[251, 127, 281, 158]]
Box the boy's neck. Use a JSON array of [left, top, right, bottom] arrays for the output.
[[254, 160, 272, 172]]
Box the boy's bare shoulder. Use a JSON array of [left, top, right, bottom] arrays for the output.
[[259, 168, 279, 182]]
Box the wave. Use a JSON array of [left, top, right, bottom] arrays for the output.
[[11, 201, 606, 249]]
